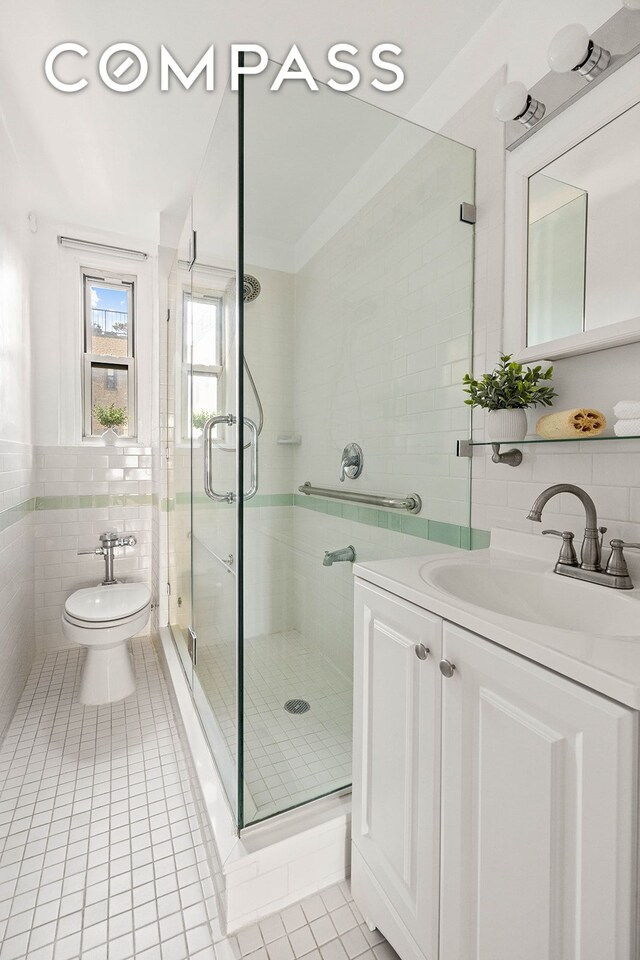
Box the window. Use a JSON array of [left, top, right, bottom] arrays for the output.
[[183, 291, 223, 438], [82, 271, 136, 437]]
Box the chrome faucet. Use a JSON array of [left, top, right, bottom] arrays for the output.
[[323, 545, 356, 566], [527, 483, 601, 570], [78, 531, 136, 585], [526, 484, 640, 589]]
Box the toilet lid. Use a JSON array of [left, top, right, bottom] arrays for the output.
[[64, 583, 151, 622]]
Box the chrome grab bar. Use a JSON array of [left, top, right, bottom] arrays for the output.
[[203, 414, 259, 502], [298, 482, 422, 515]]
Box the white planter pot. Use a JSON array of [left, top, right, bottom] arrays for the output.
[[101, 427, 120, 446], [486, 408, 528, 442]]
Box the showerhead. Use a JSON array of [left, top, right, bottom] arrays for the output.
[[243, 274, 261, 303]]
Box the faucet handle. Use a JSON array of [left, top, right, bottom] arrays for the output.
[[542, 529, 578, 566], [605, 539, 640, 579], [611, 539, 640, 550]]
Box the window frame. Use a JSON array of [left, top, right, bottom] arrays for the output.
[[81, 269, 137, 439]]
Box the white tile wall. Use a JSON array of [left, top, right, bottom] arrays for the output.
[[33, 445, 154, 654], [442, 72, 640, 546], [0, 442, 36, 741], [0, 120, 38, 739], [292, 134, 474, 529]]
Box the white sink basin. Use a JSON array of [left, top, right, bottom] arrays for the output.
[[419, 558, 640, 639]]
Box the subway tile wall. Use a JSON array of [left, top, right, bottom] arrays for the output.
[[33, 444, 154, 653], [293, 133, 475, 530], [0, 440, 36, 740], [443, 72, 640, 547]]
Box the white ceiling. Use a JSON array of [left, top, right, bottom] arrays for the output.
[[0, 0, 503, 242]]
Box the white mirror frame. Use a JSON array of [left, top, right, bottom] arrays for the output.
[[504, 54, 640, 363]]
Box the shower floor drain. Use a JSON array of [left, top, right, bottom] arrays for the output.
[[284, 698, 311, 715]]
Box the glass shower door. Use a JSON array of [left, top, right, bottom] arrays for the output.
[[187, 87, 244, 823]]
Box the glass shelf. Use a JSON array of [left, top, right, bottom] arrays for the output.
[[465, 433, 640, 447], [457, 433, 640, 467]]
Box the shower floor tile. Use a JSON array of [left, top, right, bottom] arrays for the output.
[[194, 630, 352, 822]]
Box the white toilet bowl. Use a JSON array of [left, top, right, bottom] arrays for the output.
[[62, 582, 151, 705]]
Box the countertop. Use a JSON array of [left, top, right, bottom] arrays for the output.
[[353, 528, 640, 709]]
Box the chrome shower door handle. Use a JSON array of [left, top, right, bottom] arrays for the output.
[[243, 417, 259, 500], [203, 414, 236, 503]]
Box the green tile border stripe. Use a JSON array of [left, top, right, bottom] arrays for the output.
[[293, 493, 490, 550], [0, 498, 36, 534], [21, 490, 491, 551], [35, 494, 154, 511]]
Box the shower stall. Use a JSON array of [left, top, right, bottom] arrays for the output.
[[166, 66, 476, 831]]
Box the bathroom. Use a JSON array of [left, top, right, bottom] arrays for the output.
[[2, 0, 640, 958]]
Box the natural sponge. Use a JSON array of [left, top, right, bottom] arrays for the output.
[[536, 408, 606, 439]]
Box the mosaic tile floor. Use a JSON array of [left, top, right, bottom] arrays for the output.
[[194, 629, 353, 821], [0, 642, 217, 960], [0, 640, 399, 960]]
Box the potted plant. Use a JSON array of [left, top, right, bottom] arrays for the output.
[[462, 354, 557, 442], [94, 403, 128, 444], [192, 410, 217, 435]]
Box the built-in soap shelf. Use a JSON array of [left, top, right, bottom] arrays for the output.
[[457, 434, 640, 468], [277, 434, 302, 445]]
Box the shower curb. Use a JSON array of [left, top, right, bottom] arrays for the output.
[[158, 626, 351, 932]]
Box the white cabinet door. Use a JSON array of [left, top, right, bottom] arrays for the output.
[[439, 622, 638, 960], [352, 581, 442, 960]]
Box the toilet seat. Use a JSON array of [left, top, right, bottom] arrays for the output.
[[64, 582, 150, 624], [63, 607, 147, 629]]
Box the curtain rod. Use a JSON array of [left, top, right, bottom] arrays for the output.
[[57, 235, 148, 261]]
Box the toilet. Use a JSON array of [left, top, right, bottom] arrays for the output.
[[62, 582, 151, 705]]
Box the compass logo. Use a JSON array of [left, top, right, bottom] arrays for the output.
[[44, 43, 404, 94]]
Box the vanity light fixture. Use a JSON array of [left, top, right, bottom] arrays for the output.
[[547, 23, 611, 81], [493, 81, 545, 128]]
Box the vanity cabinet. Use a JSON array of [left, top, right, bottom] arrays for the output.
[[352, 579, 638, 960]]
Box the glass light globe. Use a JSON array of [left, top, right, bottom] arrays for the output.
[[493, 81, 529, 122], [548, 24, 591, 73]]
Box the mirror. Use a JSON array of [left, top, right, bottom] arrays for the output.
[[526, 100, 640, 350]]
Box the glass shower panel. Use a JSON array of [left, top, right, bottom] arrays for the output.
[[241, 68, 475, 824], [167, 220, 195, 678], [189, 86, 243, 822]]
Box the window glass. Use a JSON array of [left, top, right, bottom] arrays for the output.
[[90, 362, 129, 436], [186, 295, 222, 367], [88, 282, 132, 357], [83, 271, 135, 438], [191, 372, 219, 437]]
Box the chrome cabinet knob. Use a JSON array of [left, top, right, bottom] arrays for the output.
[[439, 659, 456, 678], [415, 644, 429, 661]]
